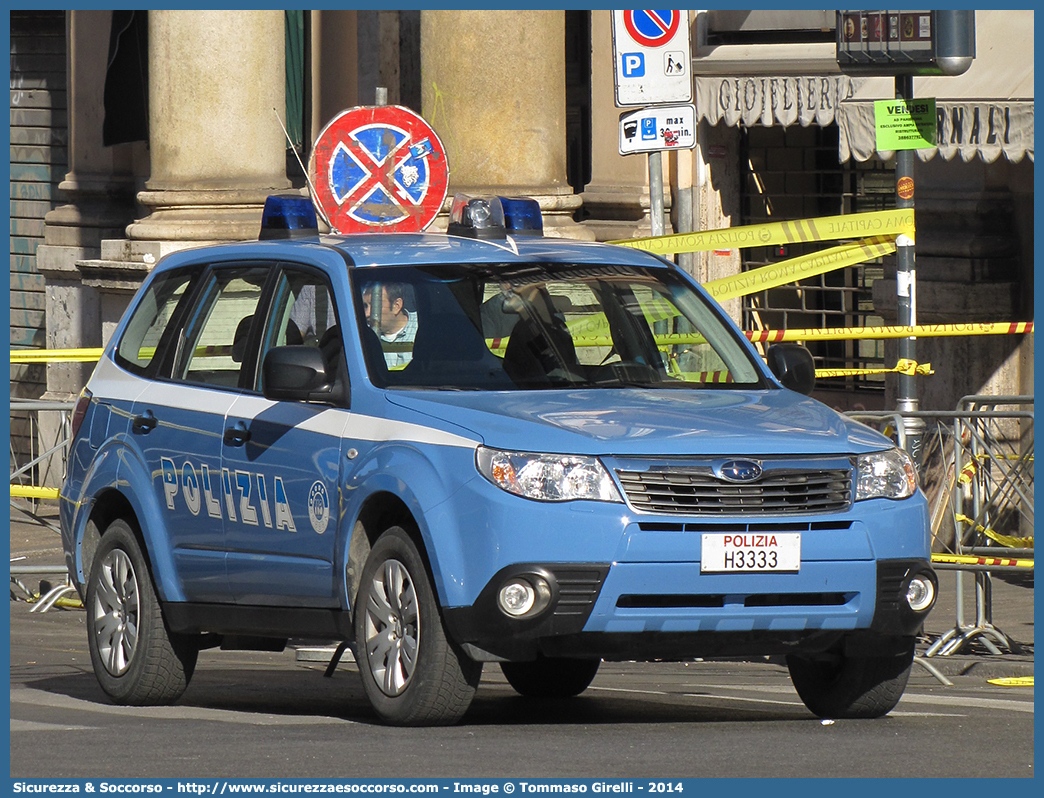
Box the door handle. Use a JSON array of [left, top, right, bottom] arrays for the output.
[[224, 420, 251, 447], [131, 409, 157, 434]]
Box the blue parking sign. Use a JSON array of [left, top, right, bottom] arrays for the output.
[[641, 118, 657, 140], [621, 52, 645, 77]]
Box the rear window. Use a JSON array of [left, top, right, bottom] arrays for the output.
[[115, 269, 197, 376]]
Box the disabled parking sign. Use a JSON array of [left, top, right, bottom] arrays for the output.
[[309, 105, 449, 234], [612, 10, 692, 107]]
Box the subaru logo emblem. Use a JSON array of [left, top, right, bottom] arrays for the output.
[[717, 460, 763, 483]]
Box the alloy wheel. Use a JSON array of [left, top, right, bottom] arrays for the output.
[[92, 549, 141, 677], [363, 558, 420, 696]]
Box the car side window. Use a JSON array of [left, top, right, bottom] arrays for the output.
[[115, 269, 197, 376], [256, 268, 344, 395], [172, 266, 269, 389]]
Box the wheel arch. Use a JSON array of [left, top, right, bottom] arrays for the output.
[[344, 490, 423, 618], [74, 441, 187, 603], [82, 488, 140, 586], [340, 444, 475, 615]]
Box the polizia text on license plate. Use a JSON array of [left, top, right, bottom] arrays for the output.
[[701, 532, 801, 573]]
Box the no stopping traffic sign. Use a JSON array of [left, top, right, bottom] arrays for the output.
[[612, 10, 692, 107], [622, 9, 681, 48], [309, 105, 449, 234]]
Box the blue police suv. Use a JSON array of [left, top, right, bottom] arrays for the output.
[[60, 195, 936, 725]]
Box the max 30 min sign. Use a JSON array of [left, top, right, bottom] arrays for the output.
[[619, 104, 696, 155]]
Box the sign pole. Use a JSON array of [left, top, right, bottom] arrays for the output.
[[648, 152, 665, 237], [893, 73, 924, 466]]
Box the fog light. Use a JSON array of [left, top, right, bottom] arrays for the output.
[[906, 575, 936, 612], [498, 580, 536, 616], [496, 575, 553, 618]]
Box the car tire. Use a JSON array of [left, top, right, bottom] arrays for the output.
[[501, 656, 601, 698], [85, 519, 198, 705], [354, 526, 481, 726], [786, 641, 915, 719]]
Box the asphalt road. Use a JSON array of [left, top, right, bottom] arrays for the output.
[[9, 600, 1034, 780]]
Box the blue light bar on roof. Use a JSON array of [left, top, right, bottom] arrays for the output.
[[500, 197, 543, 236], [259, 194, 319, 240], [447, 193, 543, 239]]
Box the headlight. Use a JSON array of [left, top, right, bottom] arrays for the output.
[[855, 448, 918, 501], [476, 447, 622, 503]]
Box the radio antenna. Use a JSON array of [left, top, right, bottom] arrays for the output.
[[273, 108, 333, 230]]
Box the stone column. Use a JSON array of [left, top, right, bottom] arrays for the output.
[[35, 11, 147, 484], [420, 10, 593, 239], [584, 10, 657, 241], [692, 119, 744, 323], [125, 10, 290, 245], [36, 11, 142, 392]]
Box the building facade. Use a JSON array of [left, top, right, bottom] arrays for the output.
[[10, 10, 1034, 433]]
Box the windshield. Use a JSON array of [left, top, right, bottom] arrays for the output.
[[351, 262, 766, 391]]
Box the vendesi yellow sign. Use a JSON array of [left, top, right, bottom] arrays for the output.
[[874, 98, 937, 151]]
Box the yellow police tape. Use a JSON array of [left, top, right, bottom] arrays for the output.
[[931, 552, 1034, 568], [743, 322, 1034, 344], [815, 359, 932, 379], [704, 236, 897, 302], [609, 208, 915, 256], [958, 459, 980, 485], [10, 485, 60, 500], [987, 677, 1034, 687], [11, 326, 1033, 367], [955, 513, 1034, 549], [558, 323, 1035, 353], [11, 347, 104, 364]]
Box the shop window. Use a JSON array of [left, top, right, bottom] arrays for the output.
[[739, 124, 895, 393]]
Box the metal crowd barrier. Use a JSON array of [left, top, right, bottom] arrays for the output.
[[848, 395, 1034, 660], [10, 398, 73, 531], [10, 399, 75, 611]]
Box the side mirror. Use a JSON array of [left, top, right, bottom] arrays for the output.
[[766, 344, 816, 396], [262, 345, 334, 402]]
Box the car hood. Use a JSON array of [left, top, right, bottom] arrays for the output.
[[383, 388, 891, 456]]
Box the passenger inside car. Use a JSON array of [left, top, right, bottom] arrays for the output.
[[500, 282, 584, 387]]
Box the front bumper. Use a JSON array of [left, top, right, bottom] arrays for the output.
[[442, 558, 936, 661]]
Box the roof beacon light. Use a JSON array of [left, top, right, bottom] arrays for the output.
[[448, 194, 507, 239], [500, 197, 543, 236], [447, 194, 544, 239], [259, 194, 319, 240]]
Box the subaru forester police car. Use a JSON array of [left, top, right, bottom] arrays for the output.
[[60, 194, 936, 726]]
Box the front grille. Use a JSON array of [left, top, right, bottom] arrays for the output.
[[616, 467, 852, 515], [615, 592, 852, 609], [617, 594, 725, 609], [744, 592, 850, 608], [636, 520, 854, 534]]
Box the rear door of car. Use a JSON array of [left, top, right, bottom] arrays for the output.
[[127, 262, 271, 603]]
